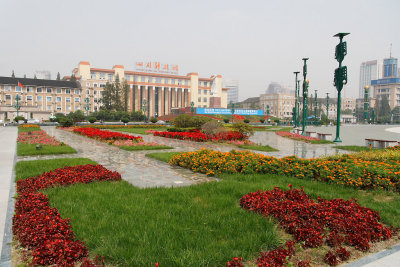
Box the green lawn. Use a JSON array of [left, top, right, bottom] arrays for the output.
[[15, 154, 400, 266], [15, 158, 97, 181], [114, 127, 168, 135], [333, 145, 377, 152], [237, 144, 278, 152], [17, 143, 77, 156], [18, 126, 41, 132]]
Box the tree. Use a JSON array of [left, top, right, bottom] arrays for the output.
[[70, 74, 76, 82], [56, 72, 61, 80], [376, 95, 391, 123], [122, 80, 129, 112], [34, 74, 37, 79], [101, 77, 124, 111], [67, 110, 85, 122], [12, 70, 15, 78]]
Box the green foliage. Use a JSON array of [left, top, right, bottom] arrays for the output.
[[172, 114, 212, 128], [243, 119, 250, 123], [223, 118, 230, 123], [232, 121, 254, 136], [377, 95, 391, 119], [70, 74, 76, 82], [91, 110, 145, 122], [259, 119, 265, 123], [191, 116, 212, 127], [88, 117, 97, 123], [102, 76, 128, 111], [17, 143, 77, 156], [121, 117, 129, 123], [201, 121, 224, 136], [333, 146, 377, 152], [237, 144, 278, 152], [150, 117, 158, 123], [67, 110, 85, 122], [14, 115, 25, 122], [59, 117, 74, 127]]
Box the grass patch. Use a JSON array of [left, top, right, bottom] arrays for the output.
[[310, 139, 334, 144], [146, 152, 181, 162], [119, 145, 173, 151], [114, 127, 168, 135], [14, 158, 97, 181], [42, 172, 400, 266], [18, 126, 41, 132], [237, 144, 278, 152], [17, 143, 77, 156], [333, 145, 377, 152]]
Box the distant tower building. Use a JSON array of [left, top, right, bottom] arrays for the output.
[[359, 60, 383, 98], [224, 79, 239, 104], [35, 70, 51, 80]]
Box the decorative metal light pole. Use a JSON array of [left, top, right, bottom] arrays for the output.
[[190, 101, 195, 117], [231, 102, 235, 123], [333, 32, 350, 142], [293, 71, 300, 127], [371, 109, 375, 124], [13, 94, 22, 117], [363, 86, 369, 123], [314, 90, 318, 122], [142, 98, 147, 123], [301, 58, 309, 136], [84, 97, 90, 122], [326, 93, 329, 126], [297, 80, 300, 126]]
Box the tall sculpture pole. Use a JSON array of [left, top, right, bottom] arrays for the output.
[[294, 71, 300, 127], [333, 32, 350, 142], [364, 86, 369, 123], [301, 58, 309, 136], [326, 93, 329, 126], [314, 90, 318, 121]]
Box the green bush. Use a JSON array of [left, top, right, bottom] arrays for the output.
[[172, 114, 193, 128], [191, 116, 212, 128], [88, 117, 97, 123], [167, 127, 197, 132], [201, 121, 225, 136], [223, 118, 230, 123], [121, 117, 129, 123], [67, 110, 85, 122], [232, 121, 254, 136], [14, 116, 25, 122], [150, 117, 158, 123], [260, 119, 265, 123], [244, 119, 250, 123], [59, 117, 74, 127]]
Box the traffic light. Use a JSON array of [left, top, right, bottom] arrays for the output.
[[335, 41, 347, 62], [333, 66, 347, 91]]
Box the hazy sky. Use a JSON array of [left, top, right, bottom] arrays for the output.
[[1, 0, 399, 100]]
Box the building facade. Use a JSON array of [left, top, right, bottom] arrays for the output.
[[359, 60, 383, 99], [224, 79, 239, 104], [70, 62, 228, 117], [0, 77, 81, 121], [260, 93, 294, 119]]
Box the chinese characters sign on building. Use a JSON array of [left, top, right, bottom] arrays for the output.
[[196, 108, 264, 116], [135, 62, 179, 74]]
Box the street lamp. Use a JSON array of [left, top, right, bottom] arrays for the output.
[[13, 94, 22, 117], [333, 32, 350, 142], [84, 97, 90, 122], [142, 98, 147, 123], [363, 86, 369, 124], [231, 102, 235, 123], [301, 58, 309, 136], [293, 71, 300, 127], [326, 93, 329, 126], [190, 101, 195, 117], [314, 90, 318, 123]]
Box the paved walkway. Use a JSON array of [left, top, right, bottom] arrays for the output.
[[0, 127, 17, 266]]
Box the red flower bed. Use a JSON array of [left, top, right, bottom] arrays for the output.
[[152, 129, 248, 142], [238, 186, 394, 266], [13, 164, 121, 266], [73, 127, 143, 142]]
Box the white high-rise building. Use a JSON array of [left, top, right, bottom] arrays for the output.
[[359, 60, 383, 98], [224, 79, 239, 104]]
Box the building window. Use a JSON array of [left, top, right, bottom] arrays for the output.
[[204, 82, 208, 87], [56, 88, 62, 94], [94, 90, 97, 95], [75, 97, 80, 102], [86, 90, 90, 94], [94, 83, 98, 87], [198, 97, 201, 102], [47, 88, 52, 93], [203, 105, 207, 107], [125, 75, 130, 81], [46, 96, 52, 102], [141, 76, 145, 82], [5, 95, 11, 100], [108, 74, 113, 81], [66, 97, 71, 103], [198, 89, 201, 94], [36, 96, 43, 101], [185, 80, 189, 85], [148, 77, 153, 83], [56, 97, 62, 102], [204, 90, 207, 94], [86, 82, 90, 87], [178, 80, 182, 85], [203, 97, 207, 102], [156, 77, 162, 83], [5, 86, 11, 92], [100, 73, 105, 79], [100, 84, 105, 88], [164, 78, 169, 84], [27, 95, 33, 101], [46, 105, 52, 111], [16, 86, 22, 92], [171, 79, 175, 85], [75, 89, 80, 94], [57, 105, 62, 111], [91, 73, 97, 79], [67, 105, 71, 111], [26, 87, 33, 92]]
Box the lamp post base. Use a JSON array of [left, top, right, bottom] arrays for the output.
[[333, 137, 342, 143]]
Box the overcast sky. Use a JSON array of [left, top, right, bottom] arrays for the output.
[[1, 0, 399, 100]]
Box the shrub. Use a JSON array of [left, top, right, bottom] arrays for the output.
[[191, 116, 212, 128], [88, 117, 97, 123], [232, 121, 254, 136], [223, 118, 230, 123], [150, 117, 158, 123], [201, 121, 225, 136], [172, 114, 193, 128], [243, 119, 250, 123], [14, 116, 25, 122], [121, 117, 129, 123], [260, 119, 265, 123], [59, 118, 74, 127]]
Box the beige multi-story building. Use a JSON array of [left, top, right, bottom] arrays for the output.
[[0, 77, 81, 121], [68, 61, 228, 117], [260, 93, 294, 119]]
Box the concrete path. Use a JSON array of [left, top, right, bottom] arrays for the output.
[[0, 127, 17, 267]]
